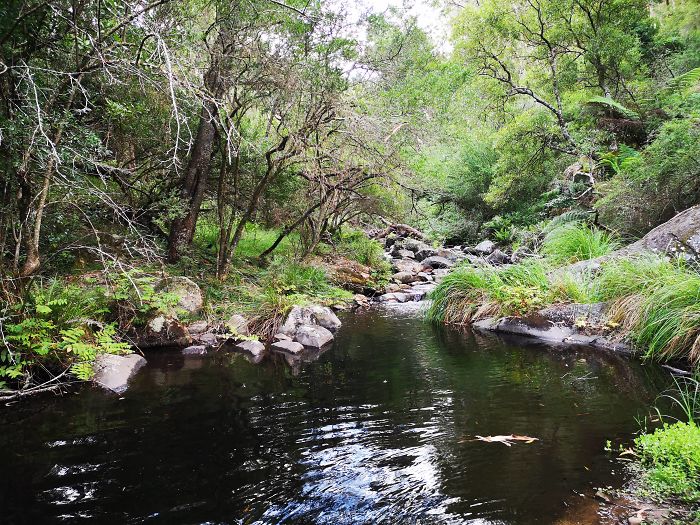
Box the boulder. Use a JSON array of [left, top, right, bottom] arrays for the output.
[[486, 249, 511, 266], [156, 276, 203, 315], [421, 256, 454, 270], [226, 314, 250, 336], [194, 331, 218, 346], [392, 259, 422, 274], [280, 305, 342, 335], [93, 353, 147, 394], [133, 315, 191, 348], [511, 246, 535, 264], [182, 345, 207, 356], [384, 283, 402, 293], [436, 248, 465, 262], [295, 324, 334, 348], [414, 247, 438, 262], [416, 272, 433, 282], [271, 340, 305, 355], [397, 249, 415, 259], [392, 271, 418, 284], [235, 340, 265, 359], [396, 238, 430, 253], [273, 333, 292, 342], [187, 320, 209, 335], [379, 293, 399, 303], [473, 240, 496, 255]]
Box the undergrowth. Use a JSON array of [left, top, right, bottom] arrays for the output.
[[542, 222, 618, 264]]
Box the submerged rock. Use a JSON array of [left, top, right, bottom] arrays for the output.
[[295, 324, 334, 348], [94, 353, 147, 394]]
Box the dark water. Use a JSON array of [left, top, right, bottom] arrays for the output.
[[1, 305, 670, 524]]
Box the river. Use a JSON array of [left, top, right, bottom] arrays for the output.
[[0, 304, 670, 524]]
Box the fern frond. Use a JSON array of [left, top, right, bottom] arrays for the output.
[[585, 96, 640, 120]]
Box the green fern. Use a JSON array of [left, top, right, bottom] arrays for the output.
[[665, 67, 700, 94], [586, 96, 640, 120]]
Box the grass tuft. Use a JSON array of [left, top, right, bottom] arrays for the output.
[[542, 222, 618, 264]]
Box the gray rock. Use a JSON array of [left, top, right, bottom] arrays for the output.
[[295, 324, 334, 348], [271, 340, 305, 355], [416, 272, 433, 282], [187, 320, 209, 335], [156, 276, 203, 315], [227, 314, 250, 336], [397, 238, 430, 253], [473, 240, 496, 255], [486, 249, 510, 266], [93, 353, 147, 394], [273, 333, 292, 342], [195, 331, 218, 346], [379, 293, 399, 303], [392, 259, 423, 274], [474, 316, 575, 342], [511, 246, 535, 264], [280, 306, 342, 335], [235, 340, 265, 358], [182, 345, 207, 356], [384, 283, 402, 293], [414, 247, 438, 261], [135, 315, 191, 349], [392, 271, 418, 284], [421, 256, 454, 269], [397, 249, 415, 259], [437, 248, 465, 262]]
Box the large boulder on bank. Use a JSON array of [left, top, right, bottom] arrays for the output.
[[421, 256, 454, 270], [280, 305, 342, 336], [566, 205, 700, 276], [156, 276, 203, 315], [93, 353, 147, 393], [295, 324, 334, 348]]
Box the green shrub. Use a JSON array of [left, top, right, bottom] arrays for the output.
[[542, 222, 618, 265], [1, 280, 131, 389], [634, 422, 700, 502]]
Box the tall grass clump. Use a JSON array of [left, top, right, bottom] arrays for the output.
[[427, 260, 557, 323], [542, 222, 618, 265], [594, 256, 700, 364], [336, 228, 387, 269]]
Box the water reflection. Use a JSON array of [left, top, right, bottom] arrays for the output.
[[0, 308, 671, 525]]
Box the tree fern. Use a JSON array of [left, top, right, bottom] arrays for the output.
[[664, 67, 700, 94], [585, 96, 640, 120]]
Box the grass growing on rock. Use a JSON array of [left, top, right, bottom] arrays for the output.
[[428, 238, 700, 366]]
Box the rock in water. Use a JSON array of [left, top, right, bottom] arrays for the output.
[[182, 345, 207, 356], [271, 340, 305, 355], [280, 306, 342, 335], [94, 354, 147, 394], [235, 340, 265, 359], [295, 324, 334, 348]]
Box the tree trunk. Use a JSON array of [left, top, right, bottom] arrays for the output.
[[167, 97, 219, 262]]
